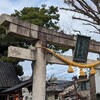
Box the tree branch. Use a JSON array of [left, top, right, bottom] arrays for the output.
[[82, 0, 100, 22], [91, 0, 100, 13], [64, 0, 100, 33], [60, 8, 83, 14], [83, 23, 100, 33], [72, 16, 98, 25], [71, 2, 96, 22], [72, 0, 100, 24]]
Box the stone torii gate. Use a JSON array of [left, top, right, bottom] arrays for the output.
[[0, 14, 100, 100]]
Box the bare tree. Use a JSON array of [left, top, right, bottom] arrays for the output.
[[62, 0, 100, 34]]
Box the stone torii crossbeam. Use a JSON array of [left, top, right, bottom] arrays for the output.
[[0, 14, 100, 100]]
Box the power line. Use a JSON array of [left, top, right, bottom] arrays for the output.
[[47, 69, 78, 79]]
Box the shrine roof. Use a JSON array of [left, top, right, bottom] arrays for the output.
[[0, 61, 20, 90], [0, 79, 50, 94], [0, 79, 32, 94]]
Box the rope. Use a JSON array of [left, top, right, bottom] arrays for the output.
[[36, 47, 100, 68]]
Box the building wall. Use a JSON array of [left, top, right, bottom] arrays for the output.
[[77, 78, 90, 100], [22, 88, 60, 100], [64, 85, 74, 93], [47, 94, 55, 100], [95, 69, 100, 93], [47, 92, 59, 100], [79, 90, 90, 100]]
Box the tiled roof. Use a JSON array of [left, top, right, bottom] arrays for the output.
[[0, 79, 32, 94], [0, 79, 50, 94], [47, 80, 74, 92], [0, 61, 20, 89]]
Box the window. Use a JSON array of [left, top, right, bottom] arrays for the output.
[[78, 81, 90, 90], [81, 82, 86, 90]]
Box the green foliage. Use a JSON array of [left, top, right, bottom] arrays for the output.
[[14, 64, 24, 76], [0, 25, 6, 35], [12, 5, 60, 30]]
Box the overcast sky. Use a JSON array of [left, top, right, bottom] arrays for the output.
[[0, 0, 100, 80]]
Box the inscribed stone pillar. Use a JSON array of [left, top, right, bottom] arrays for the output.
[[32, 40, 46, 100]]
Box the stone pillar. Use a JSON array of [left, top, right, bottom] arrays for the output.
[[32, 40, 46, 100], [90, 75, 96, 100]]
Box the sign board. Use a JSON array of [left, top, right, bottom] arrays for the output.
[[73, 35, 90, 63]]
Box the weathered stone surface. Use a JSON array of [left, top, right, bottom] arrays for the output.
[[0, 14, 100, 53], [8, 46, 100, 68], [46, 33, 75, 48], [7, 23, 38, 39], [47, 54, 72, 64], [8, 46, 36, 60], [32, 41, 46, 100], [0, 14, 13, 25], [8, 46, 69, 64]]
